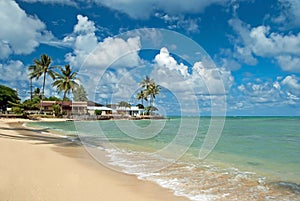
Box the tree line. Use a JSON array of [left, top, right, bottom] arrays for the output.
[[28, 54, 84, 114], [1, 53, 161, 116]]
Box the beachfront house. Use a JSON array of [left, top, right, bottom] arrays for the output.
[[115, 106, 143, 116], [40, 101, 89, 116], [87, 106, 113, 115], [41, 101, 72, 115], [71, 101, 88, 115]]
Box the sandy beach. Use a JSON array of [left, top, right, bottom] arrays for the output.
[[0, 118, 189, 201]]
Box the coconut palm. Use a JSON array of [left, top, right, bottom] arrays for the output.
[[140, 75, 154, 90], [28, 54, 56, 98], [140, 76, 154, 106], [136, 90, 147, 106], [147, 82, 160, 107], [52, 64, 78, 114], [28, 54, 56, 112]]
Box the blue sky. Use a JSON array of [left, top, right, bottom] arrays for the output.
[[0, 0, 300, 116]]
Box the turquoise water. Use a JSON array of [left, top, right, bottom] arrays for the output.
[[28, 117, 300, 201]]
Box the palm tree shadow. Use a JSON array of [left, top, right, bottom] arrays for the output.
[[0, 125, 134, 151], [0, 126, 51, 133], [0, 127, 81, 147]]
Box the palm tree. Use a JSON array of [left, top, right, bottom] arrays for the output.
[[52, 64, 78, 114], [136, 90, 147, 106], [147, 83, 160, 107], [28, 54, 56, 112], [140, 75, 154, 89], [140, 76, 154, 106]]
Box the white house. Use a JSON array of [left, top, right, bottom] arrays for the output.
[[115, 106, 143, 116], [87, 106, 113, 115]]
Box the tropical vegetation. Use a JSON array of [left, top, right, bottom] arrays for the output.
[[52, 64, 79, 113], [136, 75, 161, 115], [1, 54, 161, 118], [28, 54, 56, 111], [0, 84, 20, 112]]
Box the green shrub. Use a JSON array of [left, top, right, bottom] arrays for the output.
[[95, 110, 102, 115], [12, 106, 23, 114]]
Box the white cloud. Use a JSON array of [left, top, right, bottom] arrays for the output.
[[0, 1, 53, 59], [272, 0, 300, 29], [281, 75, 300, 95], [0, 60, 27, 82], [227, 17, 300, 72], [84, 37, 141, 68], [153, 47, 233, 98], [276, 55, 300, 73], [21, 0, 231, 19], [239, 82, 282, 103], [154, 47, 189, 77], [232, 75, 300, 111], [74, 15, 96, 34], [249, 26, 300, 57], [155, 13, 200, 33], [63, 15, 142, 101], [64, 15, 141, 69], [226, 18, 257, 66], [20, 0, 77, 6], [100, 0, 228, 19], [0, 60, 30, 98]]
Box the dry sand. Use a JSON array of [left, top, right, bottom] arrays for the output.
[[0, 118, 189, 201]]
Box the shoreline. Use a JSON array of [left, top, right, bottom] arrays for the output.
[[0, 118, 189, 201]]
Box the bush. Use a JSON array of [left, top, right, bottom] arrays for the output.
[[12, 106, 24, 114], [95, 110, 102, 115], [52, 104, 60, 117]]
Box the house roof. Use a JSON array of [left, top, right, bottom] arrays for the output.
[[72, 101, 87, 107], [40, 101, 72, 106], [87, 101, 103, 107], [87, 106, 112, 111], [116, 106, 141, 111]]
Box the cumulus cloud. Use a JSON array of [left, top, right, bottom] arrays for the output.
[[21, 0, 229, 19], [226, 17, 300, 72], [276, 55, 300, 73], [0, 60, 30, 98], [272, 0, 300, 29], [154, 47, 189, 77], [64, 15, 141, 69], [151, 47, 232, 115], [281, 75, 300, 95], [63, 15, 142, 101], [0, 60, 27, 82], [237, 81, 282, 104], [96, 0, 229, 19], [0, 1, 53, 59], [153, 47, 233, 97], [249, 26, 300, 57], [232, 75, 300, 112]]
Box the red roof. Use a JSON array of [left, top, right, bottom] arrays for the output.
[[40, 101, 72, 107]]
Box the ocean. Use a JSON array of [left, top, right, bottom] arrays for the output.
[[27, 117, 300, 201]]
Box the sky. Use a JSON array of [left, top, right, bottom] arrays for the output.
[[0, 0, 300, 116]]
